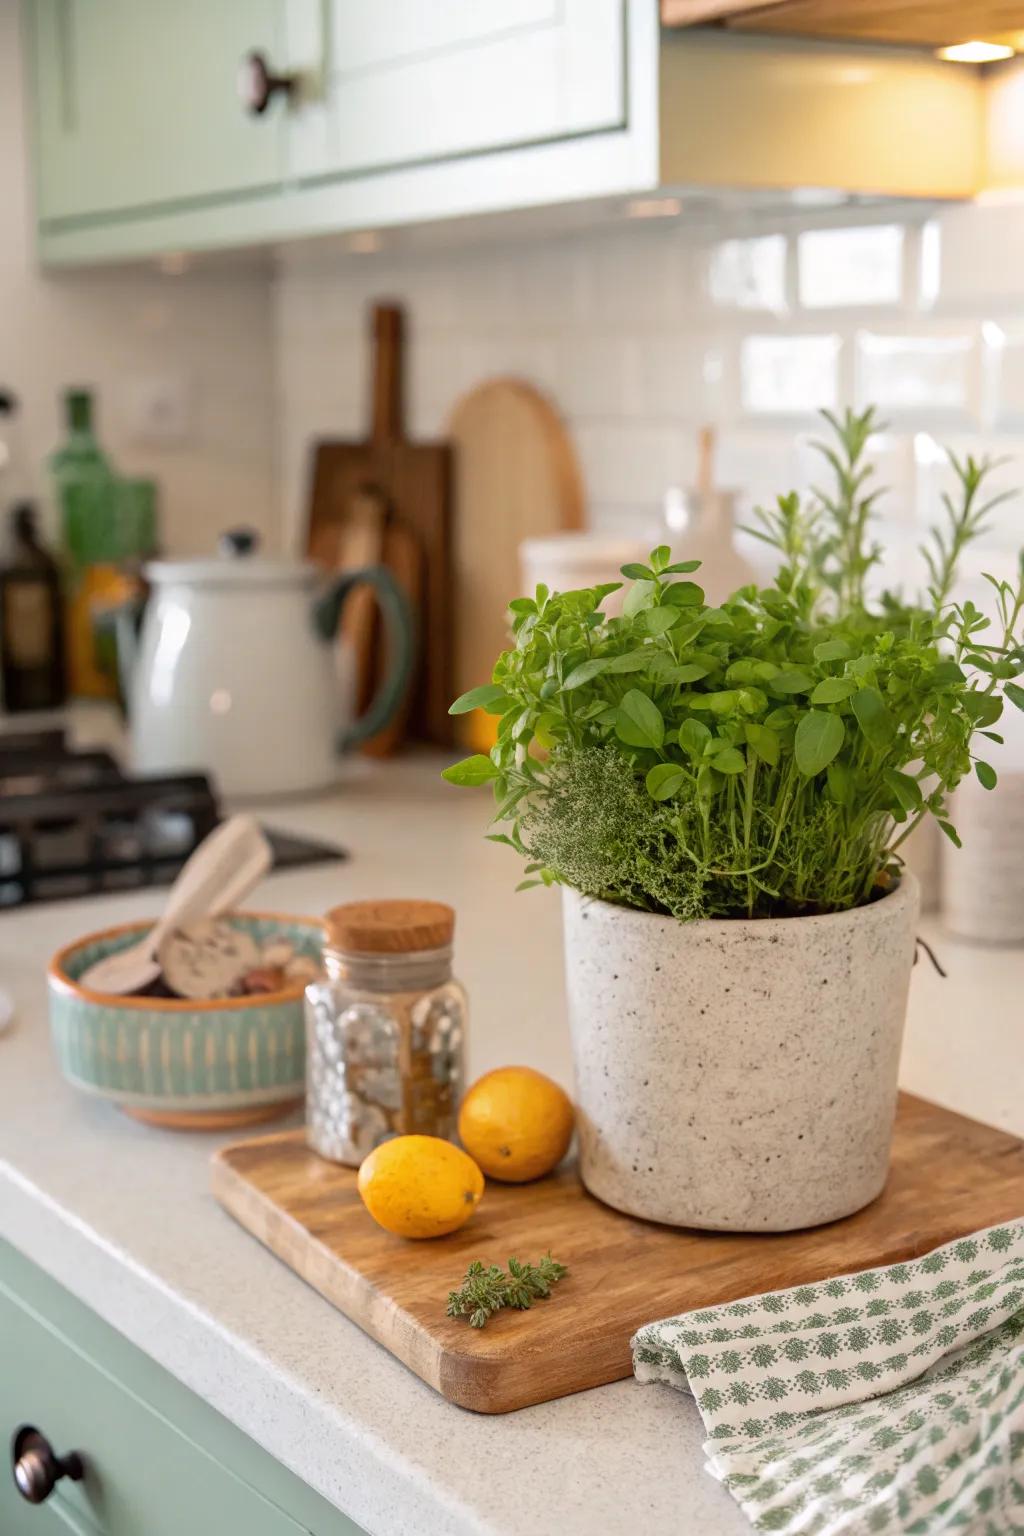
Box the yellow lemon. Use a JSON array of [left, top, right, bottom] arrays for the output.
[[357, 1135, 484, 1239], [458, 1067, 575, 1183]]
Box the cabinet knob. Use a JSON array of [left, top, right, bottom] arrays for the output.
[[238, 50, 296, 115], [11, 1426, 84, 1506]]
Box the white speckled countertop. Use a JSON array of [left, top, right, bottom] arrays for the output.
[[1, 735, 1023, 1536]]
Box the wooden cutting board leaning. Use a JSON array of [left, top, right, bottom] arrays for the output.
[[212, 1093, 1024, 1415], [447, 378, 584, 751], [305, 304, 453, 749]]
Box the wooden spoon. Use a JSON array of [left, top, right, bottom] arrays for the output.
[[78, 816, 272, 995]]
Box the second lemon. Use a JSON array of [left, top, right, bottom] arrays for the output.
[[458, 1066, 574, 1183]]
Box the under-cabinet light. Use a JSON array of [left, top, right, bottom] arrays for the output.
[[348, 231, 382, 254], [936, 40, 1015, 63], [625, 197, 683, 219]]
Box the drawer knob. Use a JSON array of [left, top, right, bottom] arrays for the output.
[[238, 51, 296, 115], [11, 1426, 83, 1506]]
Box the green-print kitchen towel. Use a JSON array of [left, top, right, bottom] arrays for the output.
[[632, 1219, 1024, 1534]]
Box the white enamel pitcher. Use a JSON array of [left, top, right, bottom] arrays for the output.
[[116, 529, 413, 798]]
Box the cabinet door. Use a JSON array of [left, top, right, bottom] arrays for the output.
[[285, 0, 626, 181], [0, 1248, 363, 1536], [29, 0, 287, 223]]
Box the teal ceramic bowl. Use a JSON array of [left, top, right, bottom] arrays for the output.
[[48, 911, 324, 1129]]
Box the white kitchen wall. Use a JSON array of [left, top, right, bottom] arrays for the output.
[[273, 200, 1024, 605], [0, 0, 277, 556]]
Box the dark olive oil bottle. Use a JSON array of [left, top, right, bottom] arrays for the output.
[[0, 503, 68, 712]]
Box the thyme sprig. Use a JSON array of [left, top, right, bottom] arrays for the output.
[[446, 1254, 568, 1329]]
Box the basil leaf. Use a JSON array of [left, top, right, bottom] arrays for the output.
[[615, 690, 665, 750], [646, 763, 686, 800], [562, 658, 611, 690], [711, 746, 747, 775], [813, 639, 852, 663], [851, 686, 896, 749], [771, 670, 815, 694], [883, 768, 923, 813], [794, 710, 845, 777], [605, 650, 652, 674], [962, 691, 1003, 727], [811, 677, 857, 705], [622, 579, 656, 618], [620, 562, 654, 580], [642, 606, 683, 636], [937, 820, 962, 848], [662, 581, 706, 608], [441, 755, 499, 786], [975, 759, 998, 790], [745, 723, 780, 767], [448, 683, 510, 715], [678, 719, 712, 758]]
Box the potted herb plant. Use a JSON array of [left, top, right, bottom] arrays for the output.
[[444, 410, 1024, 1231]]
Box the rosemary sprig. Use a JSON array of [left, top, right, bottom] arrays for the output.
[[446, 1254, 567, 1329]]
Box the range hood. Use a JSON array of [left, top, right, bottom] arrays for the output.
[[656, 25, 1023, 204], [656, 0, 1024, 204]]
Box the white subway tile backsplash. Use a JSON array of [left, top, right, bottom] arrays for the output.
[[798, 225, 903, 309], [708, 236, 787, 313], [932, 205, 1024, 312], [273, 201, 1024, 562], [586, 228, 692, 330], [557, 336, 641, 418], [917, 221, 942, 312], [985, 324, 1024, 430], [633, 334, 726, 420], [740, 334, 841, 416], [855, 330, 978, 422], [573, 421, 688, 509]]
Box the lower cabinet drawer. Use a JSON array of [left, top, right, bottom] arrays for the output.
[[0, 1242, 364, 1536]]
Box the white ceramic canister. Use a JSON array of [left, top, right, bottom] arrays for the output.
[[562, 876, 920, 1232], [518, 534, 650, 615], [941, 771, 1024, 943]]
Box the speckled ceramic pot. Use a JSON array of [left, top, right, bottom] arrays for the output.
[[562, 876, 920, 1232], [49, 912, 324, 1130]]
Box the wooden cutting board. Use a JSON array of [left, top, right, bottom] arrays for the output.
[[448, 378, 584, 750], [305, 304, 452, 747], [212, 1094, 1024, 1415]]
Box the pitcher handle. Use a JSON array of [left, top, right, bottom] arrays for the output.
[[312, 565, 414, 752]]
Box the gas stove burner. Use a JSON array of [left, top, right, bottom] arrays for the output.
[[0, 728, 346, 907]]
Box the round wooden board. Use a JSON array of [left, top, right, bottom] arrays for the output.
[[447, 378, 584, 750]]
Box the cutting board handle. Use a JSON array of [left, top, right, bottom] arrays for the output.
[[371, 304, 404, 444]]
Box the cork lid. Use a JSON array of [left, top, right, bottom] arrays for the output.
[[325, 899, 455, 955]]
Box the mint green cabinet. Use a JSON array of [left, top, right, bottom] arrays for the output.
[[28, 0, 286, 224], [0, 1241, 365, 1536], [24, 1, 653, 266], [285, 0, 625, 180]]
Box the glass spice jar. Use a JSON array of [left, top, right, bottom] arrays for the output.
[[304, 899, 466, 1165]]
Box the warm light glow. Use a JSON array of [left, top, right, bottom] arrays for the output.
[[936, 40, 1015, 63], [347, 230, 382, 254], [625, 197, 683, 219], [157, 251, 190, 277]]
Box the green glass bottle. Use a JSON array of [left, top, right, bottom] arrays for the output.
[[51, 388, 111, 480], [51, 387, 115, 568]]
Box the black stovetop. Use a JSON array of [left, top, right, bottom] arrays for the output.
[[0, 727, 346, 908]]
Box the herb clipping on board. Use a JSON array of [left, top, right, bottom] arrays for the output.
[[447, 1254, 568, 1329], [443, 407, 1024, 922]]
